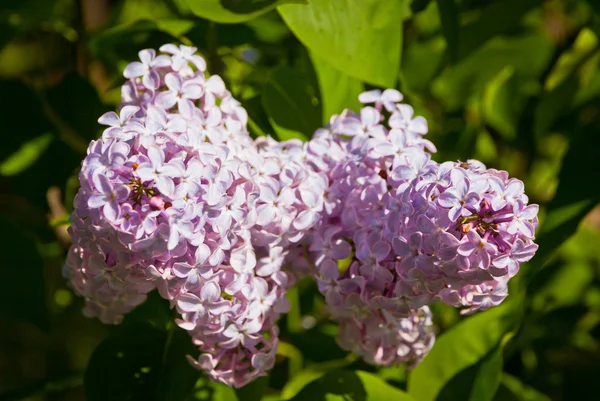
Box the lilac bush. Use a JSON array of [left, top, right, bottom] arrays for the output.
[[64, 44, 539, 387]]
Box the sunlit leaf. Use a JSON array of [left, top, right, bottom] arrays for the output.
[[493, 374, 551, 401], [86, 294, 199, 401], [408, 303, 520, 401], [185, 0, 306, 24], [262, 65, 321, 141], [310, 52, 363, 123], [289, 370, 416, 401], [279, 0, 404, 87], [0, 133, 53, 176]]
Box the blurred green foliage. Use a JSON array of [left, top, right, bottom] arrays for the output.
[[1, 0, 600, 400]]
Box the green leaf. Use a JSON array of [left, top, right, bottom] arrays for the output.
[[86, 294, 199, 401], [408, 303, 519, 401], [411, 0, 433, 13], [310, 52, 363, 123], [289, 370, 416, 401], [530, 114, 600, 271], [482, 66, 520, 140], [185, 0, 306, 24], [435, 0, 459, 63], [493, 374, 550, 401], [455, 0, 541, 61], [436, 346, 503, 401], [0, 133, 53, 176], [278, 0, 404, 87], [85, 323, 167, 401], [262, 66, 321, 141]]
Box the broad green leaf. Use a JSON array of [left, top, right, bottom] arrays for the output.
[[289, 370, 416, 401], [432, 33, 552, 111], [411, 0, 433, 14], [435, 0, 459, 63], [85, 323, 167, 401], [279, 0, 404, 87], [408, 303, 520, 401], [0, 133, 53, 176], [262, 66, 321, 141], [493, 374, 550, 401], [86, 294, 199, 401], [482, 66, 520, 140], [185, 0, 306, 24], [310, 52, 363, 123], [435, 345, 503, 401]]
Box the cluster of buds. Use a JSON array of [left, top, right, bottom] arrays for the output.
[[64, 44, 539, 387]]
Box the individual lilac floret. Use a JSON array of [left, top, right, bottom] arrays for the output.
[[63, 44, 297, 388]]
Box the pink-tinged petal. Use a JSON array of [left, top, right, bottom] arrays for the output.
[[381, 88, 403, 103], [98, 111, 120, 127], [178, 98, 195, 119], [183, 84, 203, 99], [114, 186, 130, 202], [156, 176, 175, 197], [358, 89, 381, 104], [361, 106, 380, 126], [190, 55, 207, 71], [372, 241, 391, 262], [331, 240, 352, 260], [177, 293, 201, 312], [256, 205, 276, 226], [164, 72, 182, 92], [153, 54, 172, 68], [120, 105, 140, 121], [143, 70, 160, 90], [172, 262, 192, 278], [155, 91, 178, 110], [103, 201, 119, 222], [135, 164, 155, 182], [457, 241, 476, 256], [167, 228, 179, 250], [147, 146, 164, 167], [195, 243, 211, 264], [200, 281, 220, 302], [409, 116, 428, 134], [88, 194, 106, 208], [505, 179, 524, 196], [138, 49, 156, 65], [205, 75, 226, 94], [205, 106, 222, 126], [293, 210, 316, 230], [206, 184, 223, 206], [123, 61, 145, 78], [392, 237, 410, 256], [448, 205, 462, 221], [398, 103, 415, 121], [160, 43, 179, 54], [373, 141, 396, 156], [437, 192, 458, 208], [391, 165, 414, 181], [521, 204, 539, 220]]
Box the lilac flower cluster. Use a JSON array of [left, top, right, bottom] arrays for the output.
[[63, 45, 323, 388], [299, 90, 538, 365], [64, 43, 539, 386]]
